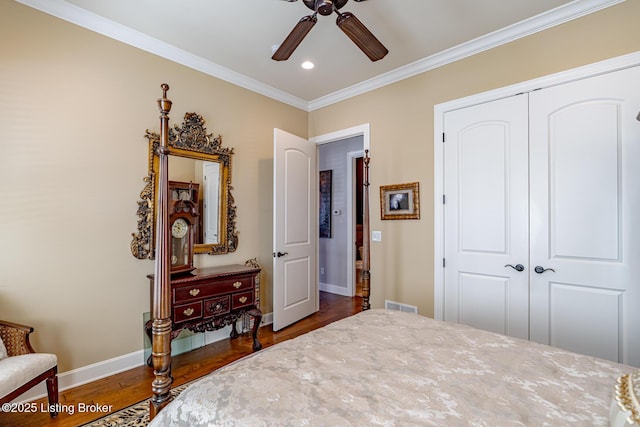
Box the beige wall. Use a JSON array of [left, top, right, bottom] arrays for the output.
[[0, 1, 306, 372], [309, 0, 640, 318], [1, 0, 638, 374]]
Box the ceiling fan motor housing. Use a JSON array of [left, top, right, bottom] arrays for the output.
[[316, 0, 334, 15], [301, 0, 350, 15]]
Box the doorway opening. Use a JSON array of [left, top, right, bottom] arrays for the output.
[[354, 155, 364, 297], [312, 124, 370, 301]]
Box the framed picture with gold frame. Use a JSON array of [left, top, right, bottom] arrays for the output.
[[380, 182, 420, 220]]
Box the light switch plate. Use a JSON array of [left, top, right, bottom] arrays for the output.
[[372, 231, 382, 242]]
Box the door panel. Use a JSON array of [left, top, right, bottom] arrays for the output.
[[283, 257, 312, 305], [273, 129, 318, 331], [547, 282, 623, 362], [529, 66, 640, 365], [443, 94, 530, 339], [459, 123, 509, 253], [549, 102, 620, 260], [458, 273, 510, 335], [283, 149, 312, 245]]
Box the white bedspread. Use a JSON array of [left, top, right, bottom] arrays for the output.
[[150, 309, 632, 426]]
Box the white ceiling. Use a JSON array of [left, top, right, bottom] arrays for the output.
[[18, 0, 623, 110]]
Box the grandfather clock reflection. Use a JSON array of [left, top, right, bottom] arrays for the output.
[[169, 181, 199, 275]]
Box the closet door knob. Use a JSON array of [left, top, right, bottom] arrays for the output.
[[504, 264, 525, 272], [534, 266, 555, 274]]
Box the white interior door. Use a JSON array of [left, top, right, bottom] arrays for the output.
[[273, 128, 318, 331], [442, 65, 640, 366], [443, 94, 530, 339], [529, 66, 640, 365]]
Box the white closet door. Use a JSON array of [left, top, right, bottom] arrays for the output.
[[529, 66, 640, 365], [443, 94, 530, 339]]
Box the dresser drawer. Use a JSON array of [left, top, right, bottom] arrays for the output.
[[214, 275, 254, 294], [204, 295, 230, 317], [173, 275, 254, 303], [173, 301, 202, 324], [173, 285, 213, 303], [232, 291, 254, 309]]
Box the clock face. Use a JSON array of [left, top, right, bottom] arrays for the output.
[[171, 218, 189, 239]]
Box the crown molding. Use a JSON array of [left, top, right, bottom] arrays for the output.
[[14, 0, 309, 110], [16, 0, 625, 112], [307, 0, 626, 111]]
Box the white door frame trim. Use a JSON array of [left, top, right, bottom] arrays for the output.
[[433, 51, 640, 320], [311, 124, 371, 297]]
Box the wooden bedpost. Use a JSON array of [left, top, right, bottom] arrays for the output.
[[361, 150, 371, 310], [149, 83, 173, 419]]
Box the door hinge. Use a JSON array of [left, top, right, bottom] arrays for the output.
[[443, 258, 446, 268], [442, 133, 446, 143], [442, 194, 446, 204]]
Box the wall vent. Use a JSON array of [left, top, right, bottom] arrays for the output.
[[384, 300, 418, 314]]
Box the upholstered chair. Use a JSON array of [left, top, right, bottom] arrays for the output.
[[0, 320, 58, 417]]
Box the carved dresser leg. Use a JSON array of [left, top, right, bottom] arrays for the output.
[[248, 308, 263, 351]]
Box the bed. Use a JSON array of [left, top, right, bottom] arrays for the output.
[[147, 85, 639, 426], [149, 308, 637, 426]]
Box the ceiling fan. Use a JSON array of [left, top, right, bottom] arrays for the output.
[[272, 0, 388, 62]]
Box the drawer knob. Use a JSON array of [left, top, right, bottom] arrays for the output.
[[189, 289, 200, 297], [183, 308, 195, 317], [233, 281, 242, 289], [239, 296, 247, 304]]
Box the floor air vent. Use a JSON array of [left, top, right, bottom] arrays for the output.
[[384, 300, 418, 314]]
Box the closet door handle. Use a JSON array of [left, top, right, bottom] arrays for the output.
[[275, 251, 289, 258], [534, 266, 555, 274], [504, 264, 525, 272]]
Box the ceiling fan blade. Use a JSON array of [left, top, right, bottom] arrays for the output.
[[334, 0, 350, 9], [336, 12, 388, 61], [272, 15, 317, 61]]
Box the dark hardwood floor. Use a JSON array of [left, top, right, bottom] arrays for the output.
[[1, 292, 362, 427]]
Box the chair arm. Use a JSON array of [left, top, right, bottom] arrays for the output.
[[0, 320, 36, 356]]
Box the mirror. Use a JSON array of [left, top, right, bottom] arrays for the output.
[[131, 112, 238, 259], [168, 158, 221, 245]]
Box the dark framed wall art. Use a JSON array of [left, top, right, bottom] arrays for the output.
[[319, 170, 332, 237]]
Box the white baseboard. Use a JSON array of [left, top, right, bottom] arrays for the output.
[[319, 282, 352, 297], [261, 311, 273, 326], [13, 349, 145, 403], [13, 313, 275, 404]]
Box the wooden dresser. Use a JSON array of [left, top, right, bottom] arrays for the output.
[[146, 264, 262, 361]]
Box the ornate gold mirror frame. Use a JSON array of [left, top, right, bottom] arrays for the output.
[[131, 112, 238, 259]]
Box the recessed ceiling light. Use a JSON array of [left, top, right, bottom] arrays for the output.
[[301, 61, 315, 70]]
